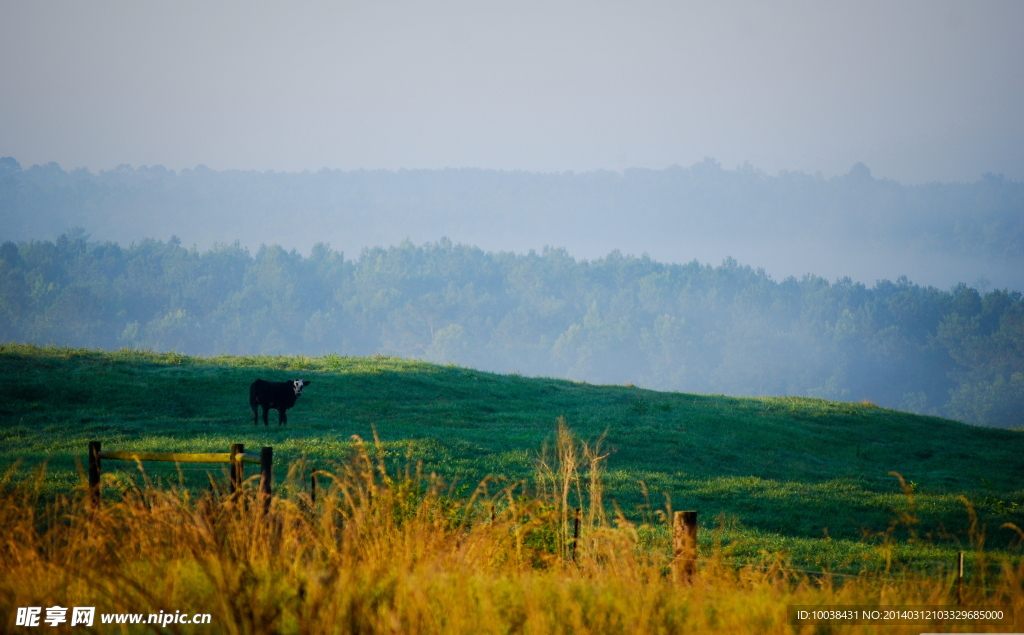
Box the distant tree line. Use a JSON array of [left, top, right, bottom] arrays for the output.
[[2, 156, 1023, 291], [1, 232, 1022, 427]]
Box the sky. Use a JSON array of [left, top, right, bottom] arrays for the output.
[[1, 0, 1023, 184]]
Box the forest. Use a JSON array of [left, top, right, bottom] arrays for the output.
[[1, 231, 1021, 428], [2, 157, 1023, 291]]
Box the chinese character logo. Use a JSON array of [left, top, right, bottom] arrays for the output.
[[15, 607, 41, 627], [71, 607, 95, 627], [44, 606, 68, 627], [14, 605, 95, 627]]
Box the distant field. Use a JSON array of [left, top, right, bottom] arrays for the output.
[[2, 343, 1022, 572]]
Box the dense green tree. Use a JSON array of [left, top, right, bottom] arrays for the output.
[[3, 158, 1023, 290], [1, 233, 1023, 427]]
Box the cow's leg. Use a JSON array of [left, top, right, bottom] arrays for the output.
[[252, 403, 259, 426], [279, 409, 287, 426], [262, 406, 270, 427]]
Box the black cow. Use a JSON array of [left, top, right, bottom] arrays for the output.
[[249, 378, 311, 426]]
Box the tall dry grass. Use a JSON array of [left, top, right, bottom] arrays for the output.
[[1, 426, 1021, 634]]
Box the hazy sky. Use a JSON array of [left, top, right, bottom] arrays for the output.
[[1, 0, 1022, 183]]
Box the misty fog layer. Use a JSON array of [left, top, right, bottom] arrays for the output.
[[4, 3, 1023, 184], [1, 158, 1022, 291], [1, 233, 1022, 428]]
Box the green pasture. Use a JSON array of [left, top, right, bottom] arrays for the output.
[[1, 343, 1022, 572]]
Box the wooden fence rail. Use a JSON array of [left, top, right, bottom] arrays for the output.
[[88, 441, 273, 513], [97, 451, 262, 464]]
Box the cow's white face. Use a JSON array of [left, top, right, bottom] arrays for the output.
[[293, 379, 306, 396]]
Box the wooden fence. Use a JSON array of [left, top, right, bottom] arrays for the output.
[[82, 454, 973, 587], [88, 441, 273, 512]]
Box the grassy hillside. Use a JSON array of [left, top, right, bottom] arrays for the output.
[[2, 343, 1023, 571]]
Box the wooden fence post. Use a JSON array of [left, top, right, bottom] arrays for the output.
[[260, 446, 273, 514], [310, 468, 317, 503], [571, 507, 581, 562], [957, 551, 964, 604], [672, 510, 698, 583], [229, 443, 244, 494], [88, 441, 101, 507]]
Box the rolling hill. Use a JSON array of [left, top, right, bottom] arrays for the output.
[[2, 343, 1022, 570]]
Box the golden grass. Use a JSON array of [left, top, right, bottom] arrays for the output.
[[1, 430, 1021, 634]]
